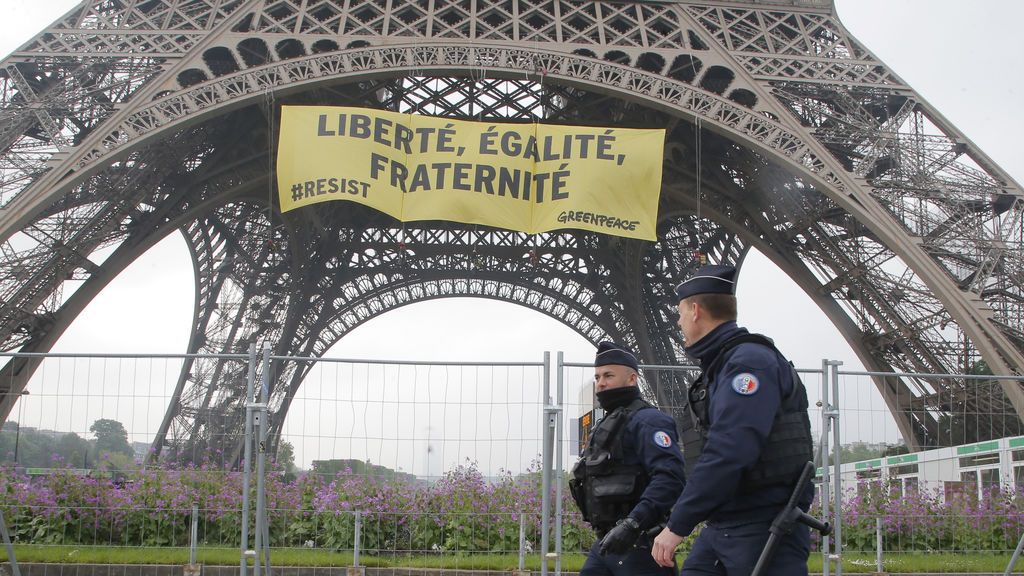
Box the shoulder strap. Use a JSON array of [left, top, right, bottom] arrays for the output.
[[588, 397, 651, 454], [607, 397, 654, 459]]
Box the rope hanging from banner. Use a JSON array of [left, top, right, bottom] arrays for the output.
[[695, 117, 702, 223], [264, 87, 277, 254], [694, 116, 707, 266], [398, 222, 408, 264], [470, 224, 482, 271]]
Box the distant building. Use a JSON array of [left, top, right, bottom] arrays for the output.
[[132, 441, 150, 463]]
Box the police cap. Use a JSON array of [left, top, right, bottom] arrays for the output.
[[674, 264, 737, 302], [594, 341, 639, 372]]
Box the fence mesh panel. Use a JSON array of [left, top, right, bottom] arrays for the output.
[[1, 351, 1023, 572]]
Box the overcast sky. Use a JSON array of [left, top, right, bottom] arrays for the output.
[[2, 1, 1021, 471]]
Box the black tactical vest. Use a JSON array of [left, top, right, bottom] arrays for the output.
[[569, 397, 652, 533], [679, 334, 813, 493]]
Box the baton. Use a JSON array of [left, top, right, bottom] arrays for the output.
[[751, 461, 832, 576]]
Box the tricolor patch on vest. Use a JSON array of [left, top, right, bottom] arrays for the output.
[[653, 430, 673, 448], [731, 373, 759, 395]]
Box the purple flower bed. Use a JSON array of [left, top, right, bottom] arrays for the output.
[[0, 460, 595, 554], [6, 463, 1021, 554], [823, 481, 1024, 553]]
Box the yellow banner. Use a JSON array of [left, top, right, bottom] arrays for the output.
[[276, 106, 664, 241]]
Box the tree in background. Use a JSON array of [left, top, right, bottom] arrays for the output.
[[0, 421, 57, 467], [0, 421, 23, 462], [0, 418, 136, 470], [276, 440, 298, 482], [57, 432, 90, 468], [311, 458, 417, 483], [89, 418, 134, 463]]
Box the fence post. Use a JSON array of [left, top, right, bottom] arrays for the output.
[[554, 351, 565, 575], [262, 510, 272, 576], [828, 360, 844, 576], [241, 342, 258, 576], [518, 512, 526, 571], [819, 359, 832, 576], [253, 343, 272, 576], [1004, 530, 1024, 576], [191, 504, 199, 564], [875, 516, 882, 573], [0, 508, 22, 576], [184, 503, 202, 576], [354, 511, 361, 567], [540, 351, 553, 576]]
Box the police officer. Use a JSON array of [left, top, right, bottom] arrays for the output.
[[570, 341, 686, 576], [651, 264, 814, 575]]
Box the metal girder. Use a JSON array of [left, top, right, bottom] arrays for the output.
[[1, 0, 1022, 460]]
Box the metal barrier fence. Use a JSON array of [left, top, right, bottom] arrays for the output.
[[1, 349, 1023, 575]]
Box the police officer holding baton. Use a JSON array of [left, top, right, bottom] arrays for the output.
[[652, 265, 815, 575], [570, 341, 687, 576]]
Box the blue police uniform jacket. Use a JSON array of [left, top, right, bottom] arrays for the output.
[[573, 393, 686, 531], [667, 321, 813, 536], [618, 403, 687, 528]]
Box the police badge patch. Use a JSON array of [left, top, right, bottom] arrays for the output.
[[653, 431, 672, 448], [731, 373, 759, 395]]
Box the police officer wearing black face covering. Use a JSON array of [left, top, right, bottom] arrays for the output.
[[570, 341, 686, 576], [651, 265, 814, 575]]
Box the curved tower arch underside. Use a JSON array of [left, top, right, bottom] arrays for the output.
[[1, 0, 1022, 460]]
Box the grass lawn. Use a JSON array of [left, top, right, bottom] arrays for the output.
[[0, 545, 1018, 573]]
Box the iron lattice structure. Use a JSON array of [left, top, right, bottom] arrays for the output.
[[1, 0, 1022, 460]]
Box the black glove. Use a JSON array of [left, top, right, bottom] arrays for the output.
[[599, 516, 641, 555]]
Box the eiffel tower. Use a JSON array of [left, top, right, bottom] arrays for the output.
[[2, 0, 1022, 462]]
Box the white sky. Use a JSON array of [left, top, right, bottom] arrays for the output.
[[2, 0, 1022, 472]]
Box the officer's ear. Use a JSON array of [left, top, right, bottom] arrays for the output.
[[693, 298, 707, 323]]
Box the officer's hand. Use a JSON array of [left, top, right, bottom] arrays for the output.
[[651, 526, 685, 567], [599, 517, 641, 555]]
